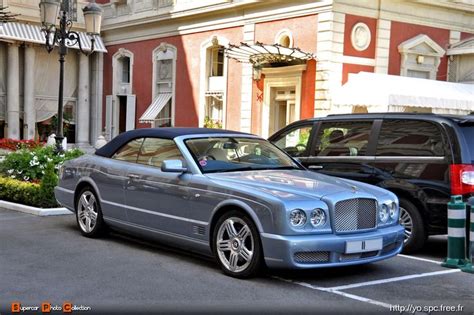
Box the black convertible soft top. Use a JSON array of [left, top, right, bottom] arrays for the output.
[[95, 127, 253, 158]]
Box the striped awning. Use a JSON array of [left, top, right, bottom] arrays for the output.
[[139, 93, 172, 123], [0, 22, 107, 53]]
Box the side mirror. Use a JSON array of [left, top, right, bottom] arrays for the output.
[[161, 160, 187, 173]]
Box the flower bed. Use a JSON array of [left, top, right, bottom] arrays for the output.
[[0, 139, 43, 151], [0, 145, 83, 208]]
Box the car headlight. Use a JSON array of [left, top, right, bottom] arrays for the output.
[[289, 209, 306, 227], [389, 202, 398, 220], [379, 204, 389, 223], [310, 208, 326, 227]]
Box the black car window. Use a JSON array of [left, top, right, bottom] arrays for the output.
[[376, 120, 445, 157], [112, 138, 144, 163], [137, 138, 184, 168], [459, 124, 474, 162], [273, 124, 313, 157], [313, 121, 372, 156]]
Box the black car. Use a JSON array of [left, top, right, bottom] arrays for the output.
[[269, 113, 474, 253]]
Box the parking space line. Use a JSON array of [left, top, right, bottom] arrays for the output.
[[273, 276, 393, 310], [397, 254, 442, 265], [326, 269, 460, 291]]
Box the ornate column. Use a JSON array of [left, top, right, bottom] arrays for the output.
[[24, 45, 36, 140], [76, 53, 90, 146], [7, 43, 20, 140]]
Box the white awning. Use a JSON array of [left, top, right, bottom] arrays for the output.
[[332, 72, 474, 114], [0, 22, 107, 53], [139, 93, 172, 123]]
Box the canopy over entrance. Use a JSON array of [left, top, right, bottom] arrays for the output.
[[332, 72, 474, 115], [225, 42, 315, 68]]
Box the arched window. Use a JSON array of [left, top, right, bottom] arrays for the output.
[[139, 43, 177, 128], [199, 36, 229, 128]]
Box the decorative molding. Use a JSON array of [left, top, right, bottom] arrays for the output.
[[274, 28, 294, 48], [350, 22, 371, 52], [341, 55, 375, 66]]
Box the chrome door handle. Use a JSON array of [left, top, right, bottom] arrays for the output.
[[308, 165, 323, 170], [128, 174, 140, 179]]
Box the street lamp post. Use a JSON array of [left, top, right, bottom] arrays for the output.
[[39, 0, 102, 152]]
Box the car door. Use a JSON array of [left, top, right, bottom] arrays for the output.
[[124, 137, 193, 236], [93, 137, 144, 222], [303, 119, 379, 184]]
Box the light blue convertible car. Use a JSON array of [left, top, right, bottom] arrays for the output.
[[55, 128, 404, 278]]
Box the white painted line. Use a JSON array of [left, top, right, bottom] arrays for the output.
[[327, 269, 461, 291], [273, 276, 393, 310], [326, 289, 393, 309], [397, 254, 442, 265]]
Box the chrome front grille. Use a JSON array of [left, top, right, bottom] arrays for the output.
[[334, 198, 377, 232], [294, 251, 330, 264]]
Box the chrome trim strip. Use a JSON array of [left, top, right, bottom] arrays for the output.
[[101, 199, 209, 226], [105, 217, 208, 246], [300, 156, 446, 162], [374, 156, 446, 162]]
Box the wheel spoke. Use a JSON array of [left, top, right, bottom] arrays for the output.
[[79, 210, 86, 221], [89, 211, 98, 221], [228, 252, 239, 271], [80, 194, 89, 209], [217, 240, 231, 251], [225, 220, 237, 238], [85, 217, 92, 232], [239, 247, 252, 262], [237, 225, 250, 240]]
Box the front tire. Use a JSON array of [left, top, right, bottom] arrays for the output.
[[213, 211, 263, 278], [75, 187, 106, 238], [399, 198, 426, 253]]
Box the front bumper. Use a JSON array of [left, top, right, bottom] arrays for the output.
[[261, 224, 404, 269]]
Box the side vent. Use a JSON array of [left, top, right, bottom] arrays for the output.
[[192, 225, 206, 236]]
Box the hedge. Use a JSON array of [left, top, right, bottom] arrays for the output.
[[0, 164, 59, 208]]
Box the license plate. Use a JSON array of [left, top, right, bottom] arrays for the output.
[[345, 238, 383, 254]]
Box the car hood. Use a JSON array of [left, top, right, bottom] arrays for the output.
[[206, 169, 377, 201]]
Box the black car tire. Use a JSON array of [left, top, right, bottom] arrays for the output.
[[213, 211, 263, 278], [399, 198, 426, 254], [75, 187, 107, 238]]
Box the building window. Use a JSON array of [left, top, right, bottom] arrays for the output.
[[209, 46, 224, 77], [205, 94, 223, 128], [200, 36, 229, 128], [138, 43, 176, 128], [121, 57, 130, 83]]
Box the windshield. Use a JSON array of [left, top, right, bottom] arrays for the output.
[[185, 137, 301, 174]]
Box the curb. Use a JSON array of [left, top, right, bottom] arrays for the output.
[[0, 200, 72, 216]]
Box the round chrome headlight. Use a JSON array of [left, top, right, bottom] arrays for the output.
[[389, 202, 397, 219], [379, 204, 389, 223], [289, 209, 306, 227], [311, 208, 326, 227]]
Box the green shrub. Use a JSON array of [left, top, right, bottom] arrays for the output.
[[0, 145, 83, 182], [37, 163, 59, 208], [0, 177, 41, 207]]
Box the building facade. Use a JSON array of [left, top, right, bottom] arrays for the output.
[[98, 0, 474, 140], [0, 0, 106, 147], [1, 0, 473, 144]]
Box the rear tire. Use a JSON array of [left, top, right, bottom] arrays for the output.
[[213, 210, 263, 278], [75, 187, 106, 238], [399, 198, 426, 254]]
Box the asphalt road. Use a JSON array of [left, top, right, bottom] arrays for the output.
[[1, 209, 473, 314]]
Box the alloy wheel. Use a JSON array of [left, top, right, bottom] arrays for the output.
[[399, 207, 413, 244], [216, 217, 254, 273], [77, 191, 98, 233]]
